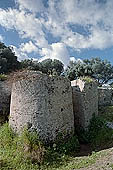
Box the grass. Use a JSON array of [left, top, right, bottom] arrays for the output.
[[1, 107, 113, 170], [0, 124, 81, 170], [0, 123, 107, 170]]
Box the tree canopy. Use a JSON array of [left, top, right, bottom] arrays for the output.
[[20, 58, 64, 76], [64, 57, 113, 85], [0, 42, 20, 74], [1, 41, 112, 84]]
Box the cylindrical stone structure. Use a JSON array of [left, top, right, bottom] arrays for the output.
[[9, 71, 74, 143]]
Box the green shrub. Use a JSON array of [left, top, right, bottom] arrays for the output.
[[54, 135, 80, 154], [87, 115, 113, 149], [80, 76, 94, 83], [99, 106, 113, 122], [20, 129, 46, 163], [0, 124, 46, 169], [0, 124, 81, 169]]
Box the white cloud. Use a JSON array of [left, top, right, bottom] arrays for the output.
[[0, 0, 113, 65], [70, 57, 83, 63], [0, 35, 3, 41], [0, 8, 48, 48], [70, 57, 76, 62], [40, 42, 70, 66], [20, 41, 38, 53], [11, 45, 28, 61], [15, 0, 45, 13]]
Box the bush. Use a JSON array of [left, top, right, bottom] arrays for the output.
[[87, 115, 113, 149], [0, 124, 46, 169], [20, 129, 46, 163], [53, 135, 80, 154], [0, 124, 81, 169]]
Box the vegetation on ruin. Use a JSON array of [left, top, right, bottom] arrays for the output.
[[80, 76, 94, 83], [0, 74, 7, 81]]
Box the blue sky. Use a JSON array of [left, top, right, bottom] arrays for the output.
[[0, 0, 113, 66]]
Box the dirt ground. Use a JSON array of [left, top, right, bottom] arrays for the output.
[[76, 146, 113, 170]]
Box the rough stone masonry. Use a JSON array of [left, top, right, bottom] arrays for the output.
[[0, 80, 11, 125], [71, 79, 98, 129], [9, 71, 74, 143], [98, 87, 113, 106]]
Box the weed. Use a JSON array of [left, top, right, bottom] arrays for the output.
[[0, 74, 7, 81], [80, 76, 94, 83]]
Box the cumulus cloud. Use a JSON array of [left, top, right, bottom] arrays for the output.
[[40, 42, 70, 66], [0, 8, 47, 46], [11, 45, 28, 61], [20, 41, 38, 53], [15, 0, 45, 13], [0, 0, 113, 64], [0, 35, 3, 41]]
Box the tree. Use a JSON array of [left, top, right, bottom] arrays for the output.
[[64, 57, 113, 85], [0, 42, 20, 74], [20, 58, 64, 76]]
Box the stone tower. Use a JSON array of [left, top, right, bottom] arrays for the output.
[[9, 71, 74, 143]]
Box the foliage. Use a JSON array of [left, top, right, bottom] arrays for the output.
[[75, 113, 113, 149], [0, 42, 20, 74], [20, 129, 46, 164], [20, 58, 64, 76], [64, 59, 93, 81], [87, 115, 113, 149], [0, 124, 46, 169], [0, 74, 7, 81], [51, 135, 80, 154], [99, 106, 113, 122], [80, 76, 94, 83], [1, 122, 113, 170], [64, 57, 113, 85], [0, 123, 81, 170]]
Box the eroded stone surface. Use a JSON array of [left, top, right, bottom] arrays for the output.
[[9, 72, 74, 143], [71, 79, 98, 129], [98, 87, 113, 106]]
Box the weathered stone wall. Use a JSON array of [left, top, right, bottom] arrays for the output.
[[98, 87, 113, 106], [0, 80, 11, 125], [71, 79, 98, 129], [9, 72, 74, 143]]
